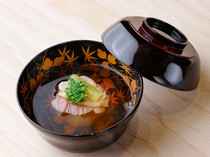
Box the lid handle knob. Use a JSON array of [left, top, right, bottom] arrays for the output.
[[138, 18, 188, 54]]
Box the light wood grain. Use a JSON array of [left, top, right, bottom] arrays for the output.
[[1, 0, 210, 156]]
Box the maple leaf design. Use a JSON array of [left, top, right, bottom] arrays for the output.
[[64, 50, 79, 67], [109, 92, 119, 106], [113, 74, 124, 86], [130, 79, 137, 94], [58, 45, 71, 57], [19, 80, 28, 96], [102, 78, 115, 89], [42, 58, 53, 71], [29, 78, 37, 92], [55, 66, 68, 77], [36, 72, 44, 83], [120, 63, 132, 76], [82, 46, 97, 62], [53, 56, 65, 67], [99, 68, 110, 77], [53, 46, 71, 67], [97, 48, 107, 59], [116, 88, 126, 101], [107, 54, 116, 64], [102, 61, 109, 66]]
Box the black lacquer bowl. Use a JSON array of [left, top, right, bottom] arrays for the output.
[[17, 40, 143, 153], [102, 16, 200, 91]]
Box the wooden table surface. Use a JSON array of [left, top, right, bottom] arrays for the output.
[[1, 0, 210, 156]]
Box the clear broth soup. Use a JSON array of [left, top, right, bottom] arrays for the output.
[[33, 64, 133, 136]]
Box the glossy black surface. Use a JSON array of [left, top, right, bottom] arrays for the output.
[[139, 17, 188, 54], [102, 16, 200, 91], [17, 40, 143, 153]]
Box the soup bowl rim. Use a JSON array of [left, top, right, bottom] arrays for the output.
[[16, 39, 144, 138]]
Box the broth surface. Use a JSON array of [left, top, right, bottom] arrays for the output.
[[33, 64, 132, 135]]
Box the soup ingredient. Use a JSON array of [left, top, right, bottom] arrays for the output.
[[33, 64, 130, 135], [51, 74, 109, 116], [52, 96, 93, 116], [70, 74, 104, 101], [65, 76, 87, 104]]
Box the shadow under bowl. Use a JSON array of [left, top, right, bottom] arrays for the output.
[[17, 40, 143, 153]]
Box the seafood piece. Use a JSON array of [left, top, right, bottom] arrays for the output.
[[51, 74, 109, 116], [52, 96, 93, 116]]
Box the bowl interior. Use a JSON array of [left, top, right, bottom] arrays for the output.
[[17, 40, 143, 136]]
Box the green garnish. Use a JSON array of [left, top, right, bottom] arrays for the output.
[[71, 74, 103, 102], [65, 74, 104, 104], [65, 76, 87, 104]]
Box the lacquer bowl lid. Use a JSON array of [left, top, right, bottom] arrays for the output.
[[102, 16, 200, 91]]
